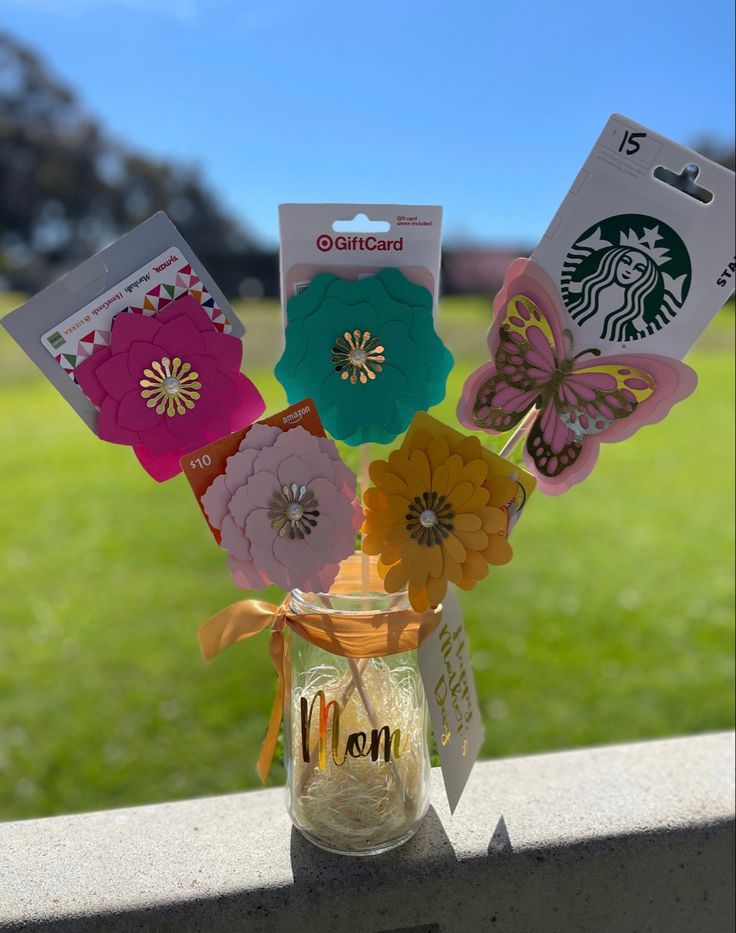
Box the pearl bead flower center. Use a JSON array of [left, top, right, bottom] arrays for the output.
[[139, 357, 202, 417], [332, 330, 385, 385], [162, 376, 182, 396], [406, 492, 455, 547], [268, 483, 320, 540], [286, 502, 304, 522]]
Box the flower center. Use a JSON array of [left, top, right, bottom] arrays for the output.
[[268, 483, 320, 540], [419, 509, 438, 528], [331, 330, 385, 385], [406, 492, 454, 547], [139, 357, 201, 417], [161, 376, 182, 396], [348, 347, 367, 366], [286, 502, 304, 522]]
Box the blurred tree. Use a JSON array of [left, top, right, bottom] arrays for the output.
[[0, 32, 260, 293], [691, 136, 735, 172]]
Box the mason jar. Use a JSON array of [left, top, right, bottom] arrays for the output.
[[284, 554, 432, 856]]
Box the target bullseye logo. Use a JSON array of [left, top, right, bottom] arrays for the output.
[[316, 234, 334, 252]]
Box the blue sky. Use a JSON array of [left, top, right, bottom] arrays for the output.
[[3, 0, 734, 247]]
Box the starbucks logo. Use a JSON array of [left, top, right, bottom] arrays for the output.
[[561, 214, 691, 343]]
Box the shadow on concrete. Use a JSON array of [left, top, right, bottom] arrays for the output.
[[488, 815, 513, 856], [288, 804, 457, 889]]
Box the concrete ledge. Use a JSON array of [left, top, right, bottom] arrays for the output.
[[1, 732, 733, 933]]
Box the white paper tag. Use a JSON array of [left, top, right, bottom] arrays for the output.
[[418, 588, 484, 812]]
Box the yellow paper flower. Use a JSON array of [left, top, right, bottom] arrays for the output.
[[362, 419, 520, 612]]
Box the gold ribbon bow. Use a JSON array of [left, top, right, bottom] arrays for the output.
[[198, 599, 289, 782], [198, 562, 442, 782]]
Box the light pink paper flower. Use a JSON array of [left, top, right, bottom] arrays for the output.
[[75, 296, 265, 481], [202, 424, 363, 592]]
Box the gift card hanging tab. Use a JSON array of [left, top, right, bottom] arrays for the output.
[[331, 212, 391, 233], [653, 162, 714, 205], [532, 114, 735, 360]]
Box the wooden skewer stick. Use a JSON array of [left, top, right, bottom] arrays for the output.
[[499, 408, 536, 460], [360, 443, 371, 601]]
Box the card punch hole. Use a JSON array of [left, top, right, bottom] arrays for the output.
[[332, 212, 391, 233], [653, 162, 714, 204]]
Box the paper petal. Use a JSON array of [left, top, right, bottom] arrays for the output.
[[136, 420, 177, 455], [228, 373, 266, 431], [228, 555, 270, 590], [96, 352, 139, 401], [276, 451, 335, 489], [273, 424, 321, 456], [272, 513, 336, 573], [74, 346, 112, 408], [133, 445, 184, 483], [203, 331, 243, 372], [96, 397, 141, 445], [164, 405, 209, 442], [220, 513, 252, 561], [156, 295, 213, 332], [202, 474, 230, 530], [153, 315, 206, 359], [110, 312, 162, 354], [125, 340, 166, 381], [246, 470, 283, 509], [117, 388, 166, 432], [222, 448, 260, 497]]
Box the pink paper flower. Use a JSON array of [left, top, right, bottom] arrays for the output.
[[202, 424, 363, 592], [75, 296, 265, 481]]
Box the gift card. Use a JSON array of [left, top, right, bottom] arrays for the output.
[[181, 399, 363, 594], [181, 398, 327, 542], [41, 246, 232, 381], [2, 212, 244, 431], [531, 114, 735, 359]]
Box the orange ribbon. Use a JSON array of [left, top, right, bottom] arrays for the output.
[[198, 561, 442, 782]]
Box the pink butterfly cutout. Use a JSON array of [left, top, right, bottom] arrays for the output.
[[457, 259, 697, 494]]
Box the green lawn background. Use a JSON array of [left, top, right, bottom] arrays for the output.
[[0, 293, 733, 821]]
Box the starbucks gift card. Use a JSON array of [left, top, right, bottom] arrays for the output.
[[456, 115, 733, 494], [532, 113, 735, 360]]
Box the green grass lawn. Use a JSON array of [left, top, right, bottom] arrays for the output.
[[0, 293, 733, 821]]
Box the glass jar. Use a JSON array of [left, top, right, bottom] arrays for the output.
[[284, 554, 432, 856]]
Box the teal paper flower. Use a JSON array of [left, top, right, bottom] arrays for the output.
[[275, 269, 454, 446]]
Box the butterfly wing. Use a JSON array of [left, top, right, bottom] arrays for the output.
[[459, 292, 565, 434], [526, 355, 697, 494]]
